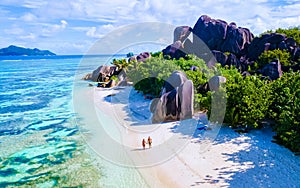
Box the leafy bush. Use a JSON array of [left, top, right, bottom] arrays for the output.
[[173, 55, 208, 71], [216, 67, 272, 128], [150, 51, 163, 58], [112, 58, 129, 69], [269, 71, 300, 152], [257, 49, 292, 68], [126, 57, 179, 96], [274, 27, 300, 46]]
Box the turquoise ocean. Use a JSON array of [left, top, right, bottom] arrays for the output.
[[0, 55, 146, 187]]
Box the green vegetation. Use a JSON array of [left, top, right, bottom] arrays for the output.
[[215, 67, 272, 128], [257, 49, 292, 67], [269, 72, 300, 152], [126, 57, 179, 96], [274, 27, 300, 45], [112, 58, 129, 70], [111, 28, 300, 153], [120, 53, 300, 152]]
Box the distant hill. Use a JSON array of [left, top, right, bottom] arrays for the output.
[[0, 45, 56, 56]]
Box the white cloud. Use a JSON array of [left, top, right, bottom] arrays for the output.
[[60, 20, 67, 28], [22, 0, 47, 9], [86, 24, 116, 38], [86, 27, 102, 38], [5, 26, 24, 35], [20, 13, 37, 22], [41, 20, 68, 37], [1, 0, 300, 54], [19, 33, 36, 40]]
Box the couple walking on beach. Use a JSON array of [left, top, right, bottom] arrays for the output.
[[142, 136, 152, 150]]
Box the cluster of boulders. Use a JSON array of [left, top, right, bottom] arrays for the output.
[[163, 15, 253, 62], [82, 65, 119, 88], [83, 52, 152, 88], [163, 14, 300, 80], [193, 15, 253, 56], [83, 65, 119, 82], [128, 52, 151, 62], [150, 71, 194, 123], [247, 33, 299, 61]]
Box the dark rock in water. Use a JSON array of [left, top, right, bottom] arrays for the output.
[[261, 59, 283, 80], [174, 26, 192, 43]]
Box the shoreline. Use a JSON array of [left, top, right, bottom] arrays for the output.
[[77, 85, 300, 187]]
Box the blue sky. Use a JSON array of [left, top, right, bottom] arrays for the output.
[[0, 0, 299, 55]]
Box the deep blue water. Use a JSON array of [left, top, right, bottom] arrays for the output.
[[0, 55, 121, 186]]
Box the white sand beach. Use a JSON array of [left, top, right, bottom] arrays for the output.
[[75, 85, 300, 187]]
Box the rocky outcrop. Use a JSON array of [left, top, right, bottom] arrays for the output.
[[162, 15, 299, 79], [162, 40, 186, 60], [246, 33, 297, 61], [151, 71, 194, 123], [193, 15, 253, 56], [128, 52, 152, 62], [83, 65, 119, 82], [84, 51, 152, 87], [162, 15, 254, 68], [260, 59, 283, 80], [97, 79, 116, 88], [161, 70, 188, 94], [173, 26, 192, 43]]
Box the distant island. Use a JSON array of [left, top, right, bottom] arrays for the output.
[[0, 45, 56, 56]]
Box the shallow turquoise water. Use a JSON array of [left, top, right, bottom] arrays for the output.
[[0, 55, 132, 187]]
